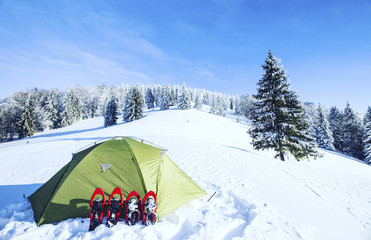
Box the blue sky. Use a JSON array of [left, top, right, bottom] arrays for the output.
[[0, 0, 370, 113]]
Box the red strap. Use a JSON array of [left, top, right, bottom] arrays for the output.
[[90, 188, 106, 206], [108, 187, 124, 206]]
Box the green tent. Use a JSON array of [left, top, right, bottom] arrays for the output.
[[29, 137, 207, 225]]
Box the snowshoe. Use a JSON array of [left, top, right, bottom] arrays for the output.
[[106, 187, 124, 228], [145, 211, 157, 226], [89, 188, 106, 231], [127, 211, 138, 226], [142, 190, 158, 225], [125, 190, 141, 226]]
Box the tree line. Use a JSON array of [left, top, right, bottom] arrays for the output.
[[0, 52, 370, 164], [0, 83, 239, 140]]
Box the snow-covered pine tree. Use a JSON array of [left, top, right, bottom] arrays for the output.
[[249, 50, 318, 161], [0, 106, 4, 141], [282, 91, 319, 160], [175, 85, 181, 104], [0, 106, 5, 141], [169, 87, 176, 106], [78, 88, 89, 120], [363, 106, 371, 164], [178, 83, 192, 110], [303, 102, 321, 142], [116, 85, 127, 116], [328, 106, 344, 152], [238, 95, 255, 119], [17, 95, 36, 138], [44, 89, 62, 129], [2, 92, 26, 140], [209, 93, 226, 116], [29, 89, 48, 132], [222, 95, 229, 111], [203, 91, 211, 105], [104, 97, 118, 127], [81, 86, 106, 120], [145, 86, 155, 109], [313, 105, 335, 151], [123, 87, 134, 122], [160, 83, 170, 110], [154, 85, 161, 107], [194, 90, 203, 110], [132, 86, 144, 120], [229, 97, 234, 110], [97, 83, 110, 117], [62, 88, 81, 126], [89, 85, 103, 118], [342, 102, 364, 159], [234, 97, 241, 116], [123, 86, 144, 122], [303, 107, 315, 141], [89, 97, 99, 118], [189, 88, 195, 102]]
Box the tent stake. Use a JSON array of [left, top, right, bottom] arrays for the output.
[[207, 192, 216, 202]]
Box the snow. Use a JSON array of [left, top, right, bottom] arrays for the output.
[[0, 106, 371, 240]]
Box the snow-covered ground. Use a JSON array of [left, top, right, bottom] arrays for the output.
[[0, 107, 370, 240]]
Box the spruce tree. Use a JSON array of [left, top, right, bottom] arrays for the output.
[[343, 102, 364, 159], [123, 88, 133, 122], [229, 97, 234, 110], [169, 87, 176, 106], [328, 106, 344, 152], [145, 87, 155, 109], [178, 83, 192, 110], [203, 91, 211, 105], [97, 83, 109, 116], [17, 96, 36, 138], [104, 97, 118, 127], [238, 95, 255, 119], [123, 86, 144, 122], [234, 97, 241, 116], [209, 94, 226, 116], [62, 89, 81, 126], [45, 89, 62, 129], [3, 93, 24, 140], [175, 86, 181, 104], [249, 50, 318, 161], [363, 106, 371, 164], [0, 107, 4, 141], [160, 83, 170, 110], [313, 105, 335, 151], [89, 97, 99, 118], [154, 85, 161, 107], [194, 90, 203, 110]]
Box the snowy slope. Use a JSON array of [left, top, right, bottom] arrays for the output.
[[0, 107, 370, 240]]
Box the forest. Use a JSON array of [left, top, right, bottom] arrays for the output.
[[0, 81, 370, 164]]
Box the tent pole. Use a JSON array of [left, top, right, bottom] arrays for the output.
[[207, 192, 216, 202]]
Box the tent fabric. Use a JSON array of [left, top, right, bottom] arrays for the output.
[[29, 137, 207, 225]]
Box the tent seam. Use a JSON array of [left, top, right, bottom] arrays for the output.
[[123, 137, 148, 194], [155, 154, 163, 195]]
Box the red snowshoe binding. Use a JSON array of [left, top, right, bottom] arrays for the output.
[[89, 188, 106, 231], [142, 191, 158, 225], [106, 187, 124, 228], [125, 190, 141, 226]]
